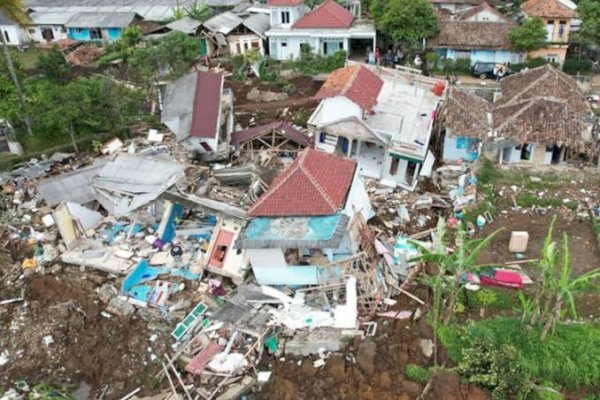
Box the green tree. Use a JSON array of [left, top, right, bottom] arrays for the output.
[[508, 17, 548, 52], [185, 1, 213, 21], [575, 0, 600, 46], [35, 46, 71, 84], [0, 0, 32, 135], [370, 0, 438, 44]]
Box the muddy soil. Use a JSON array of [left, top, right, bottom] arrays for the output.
[[476, 212, 600, 277], [0, 268, 169, 398], [254, 285, 489, 400]]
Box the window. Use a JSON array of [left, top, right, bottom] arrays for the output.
[[244, 42, 249, 50], [3, 30, 9, 43], [89, 28, 102, 39], [546, 20, 554, 41], [558, 21, 566, 38], [281, 41, 287, 47], [456, 137, 469, 149], [28, 28, 36, 34], [281, 11, 290, 24], [546, 54, 558, 63], [251, 41, 259, 49], [389, 156, 399, 176], [406, 161, 418, 182]]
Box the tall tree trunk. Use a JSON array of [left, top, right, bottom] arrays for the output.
[[68, 123, 79, 153], [540, 297, 562, 341], [443, 289, 459, 326], [0, 31, 32, 136]]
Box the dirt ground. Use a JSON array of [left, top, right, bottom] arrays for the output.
[[476, 212, 600, 277], [226, 75, 321, 128], [0, 267, 169, 398], [254, 286, 489, 400]]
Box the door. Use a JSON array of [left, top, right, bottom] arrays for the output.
[[41, 27, 54, 43], [199, 38, 208, 56]]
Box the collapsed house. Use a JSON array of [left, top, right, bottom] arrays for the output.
[[308, 64, 445, 190], [441, 65, 596, 165], [200, 11, 271, 56], [265, 0, 376, 60], [236, 148, 373, 286], [230, 121, 313, 159], [161, 71, 234, 160]]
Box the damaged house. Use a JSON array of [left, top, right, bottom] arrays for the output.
[[429, 1, 524, 65], [230, 121, 312, 159], [308, 64, 444, 190], [200, 10, 271, 56], [441, 65, 595, 165], [265, 0, 376, 60], [236, 148, 372, 286], [161, 71, 234, 159]]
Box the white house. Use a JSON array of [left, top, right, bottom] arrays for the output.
[[265, 0, 375, 60], [429, 0, 484, 13], [201, 11, 270, 56], [161, 71, 234, 160], [0, 12, 26, 46], [308, 64, 445, 190], [25, 11, 74, 43]]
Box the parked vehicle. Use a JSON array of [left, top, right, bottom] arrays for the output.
[[472, 62, 514, 80]]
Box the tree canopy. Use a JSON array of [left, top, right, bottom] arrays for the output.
[[575, 0, 600, 46], [508, 17, 548, 52], [35, 46, 71, 85], [369, 0, 438, 44]]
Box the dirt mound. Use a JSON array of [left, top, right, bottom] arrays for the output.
[[0, 269, 168, 398]]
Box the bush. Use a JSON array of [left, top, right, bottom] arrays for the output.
[[439, 317, 600, 389], [456, 340, 530, 400], [405, 364, 432, 384], [476, 158, 501, 185], [290, 46, 346, 75], [562, 58, 593, 75], [511, 57, 559, 72], [434, 57, 472, 74]]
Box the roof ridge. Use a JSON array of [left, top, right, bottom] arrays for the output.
[[247, 150, 306, 215], [298, 158, 339, 211]]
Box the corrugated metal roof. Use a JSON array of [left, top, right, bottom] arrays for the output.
[[243, 13, 270, 38], [26, 0, 189, 20], [29, 11, 77, 25], [161, 71, 197, 141], [203, 11, 243, 34], [166, 16, 201, 34], [65, 11, 138, 27], [0, 12, 17, 25]]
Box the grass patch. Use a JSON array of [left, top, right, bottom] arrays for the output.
[[467, 288, 519, 311], [404, 364, 432, 384], [17, 47, 51, 70], [438, 317, 600, 389], [476, 158, 501, 185], [516, 193, 578, 210]]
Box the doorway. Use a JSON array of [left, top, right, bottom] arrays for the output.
[[41, 27, 54, 42]]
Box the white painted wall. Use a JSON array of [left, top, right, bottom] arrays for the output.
[[247, 248, 286, 268], [462, 9, 505, 22], [343, 170, 374, 221], [25, 25, 69, 43], [1, 25, 26, 46], [228, 34, 264, 55], [270, 6, 304, 28], [269, 36, 314, 60]]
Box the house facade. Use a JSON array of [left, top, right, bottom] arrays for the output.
[[441, 65, 595, 166], [66, 12, 140, 41], [429, 2, 524, 65], [200, 11, 270, 56], [236, 148, 372, 286], [522, 0, 576, 66], [265, 0, 375, 60], [308, 64, 444, 190], [161, 71, 234, 159], [0, 12, 26, 46], [25, 12, 74, 43]]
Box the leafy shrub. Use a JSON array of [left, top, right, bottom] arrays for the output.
[[290, 46, 346, 75], [476, 158, 501, 184], [434, 57, 472, 74], [562, 58, 593, 75], [404, 364, 432, 384], [456, 340, 530, 400], [511, 57, 559, 72]]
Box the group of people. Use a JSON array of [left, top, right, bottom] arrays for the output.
[[366, 46, 406, 67]]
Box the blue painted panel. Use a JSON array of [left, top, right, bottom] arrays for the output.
[[107, 28, 122, 41], [68, 28, 91, 41], [471, 50, 495, 63], [443, 135, 480, 162]]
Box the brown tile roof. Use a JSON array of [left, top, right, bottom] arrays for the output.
[[494, 65, 593, 152], [230, 121, 312, 147], [522, 0, 575, 18], [315, 65, 384, 111], [457, 1, 510, 22], [428, 20, 514, 50], [248, 148, 356, 217], [443, 88, 492, 138], [190, 71, 224, 139]]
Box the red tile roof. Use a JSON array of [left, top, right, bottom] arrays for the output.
[[522, 0, 575, 18], [267, 0, 303, 6], [314, 65, 384, 111], [230, 121, 312, 147], [248, 148, 356, 217], [190, 71, 223, 139], [293, 0, 353, 29]]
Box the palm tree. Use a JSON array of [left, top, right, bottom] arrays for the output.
[[1, 0, 32, 135], [539, 233, 600, 340]]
